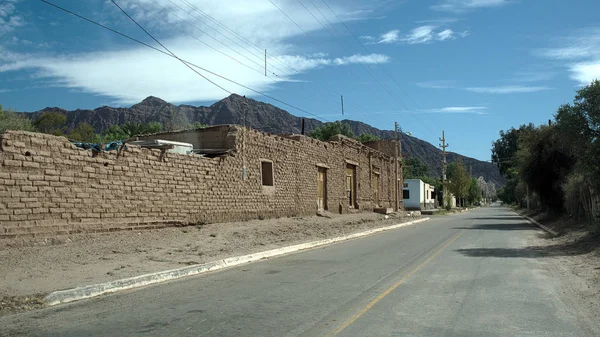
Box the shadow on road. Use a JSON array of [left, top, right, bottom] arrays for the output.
[[465, 216, 524, 221], [453, 223, 536, 231], [455, 232, 600, 258]]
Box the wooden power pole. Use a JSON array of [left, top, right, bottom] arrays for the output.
[[440, 131, 449, 208], [394, 122, 399, 212]]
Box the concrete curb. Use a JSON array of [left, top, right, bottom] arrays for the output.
[[44, 217, 430, 306], [520, 214, 559, 236]]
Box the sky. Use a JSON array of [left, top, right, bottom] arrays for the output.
[[1, 0, 600, 161]]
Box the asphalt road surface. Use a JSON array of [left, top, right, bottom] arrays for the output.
[[1, 205, 596, 336]]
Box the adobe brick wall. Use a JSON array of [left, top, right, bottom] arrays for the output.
[[0, 126, 402, 244]]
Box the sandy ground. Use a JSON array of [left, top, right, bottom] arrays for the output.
[[523, 211, 600, 330], [0, 212, 414, 315]]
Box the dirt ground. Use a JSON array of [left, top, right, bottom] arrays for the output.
[[522, 210, 600, 328], [0, 212, 414, 315]]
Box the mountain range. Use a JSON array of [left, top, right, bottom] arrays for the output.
[[24, 94, 504, 186]]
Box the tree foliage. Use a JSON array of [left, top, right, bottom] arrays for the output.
[[0, 105, 34, 133], [403, 157, 429, 179], [69, 122, 100, 143], [493, 80, 600, 227], [33, 112, 67, 135], [309, 121, 355, 141], [102, 122, 163, 142], [357, 133, 380, 143], [189, 122, 209, 129], [468, 178, 482, 205], [448, 159, 470, 206]]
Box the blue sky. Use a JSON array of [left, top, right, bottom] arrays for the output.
[[1, 0, 600, 161]]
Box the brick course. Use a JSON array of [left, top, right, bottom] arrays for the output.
[[0, 126, 402, 242]]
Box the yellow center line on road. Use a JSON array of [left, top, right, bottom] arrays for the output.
[[326, 230, 465, 337]]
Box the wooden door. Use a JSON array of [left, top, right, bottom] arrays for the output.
[[346, 165, 356, 208], [373, 172, 380, 207], [317, 167, 327, 210]]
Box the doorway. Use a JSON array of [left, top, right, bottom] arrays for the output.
[[346, 164, 357, 208], [317, 167, 327, 210], [373, 172, 380, 207]]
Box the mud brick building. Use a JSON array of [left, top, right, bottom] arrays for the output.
[[0, 125, 403, 242]]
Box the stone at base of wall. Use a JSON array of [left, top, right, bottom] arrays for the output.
[[373, 207, 394, 214]]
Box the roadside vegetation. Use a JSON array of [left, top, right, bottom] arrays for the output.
[[309, 121, 381, 143], [493, 80, 600, 231], [0, 106, 209, 143]]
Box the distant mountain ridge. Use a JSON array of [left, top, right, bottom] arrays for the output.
[[23, 94, 504, 186]]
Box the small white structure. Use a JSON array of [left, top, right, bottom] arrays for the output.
[[402, 179, 436, 210], [129, 139, 193, 155]]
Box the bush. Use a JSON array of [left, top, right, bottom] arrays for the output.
[[0, 105, 33, 133]]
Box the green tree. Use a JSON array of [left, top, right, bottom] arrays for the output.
[[102, 122, 163, 142], [309, 121, 355, 141], [468, 178, 482, 205], [448, 159, 470, 207], [69, 122, 100, 143], [357, 133, 380, 143], [515, 125, 574, 210], [102, 125, 130, 142], [120, 122, 163, 137], [189, 122, 208, 129], [0, 105, 34, 133], [491, 123, 534, 175], [403, 157, 429, 179], [33, 112, 67, 135]]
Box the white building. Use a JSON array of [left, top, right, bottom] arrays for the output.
[[403, 179, 436, 210]]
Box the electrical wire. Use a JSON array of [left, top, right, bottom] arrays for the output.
[[40, 0, 330, 122], [294, 0, 438, 136], [175, 0, 375, 115], [140, 0, 353, 114]]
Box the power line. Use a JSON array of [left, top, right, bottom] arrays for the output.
[[40, 0, 330, 123], [320, 0, 419, 108], [142, 0, 352, 114], [294, 0, 439, 136], [174, 0, 374, 116], [109, 0, 232, 94], [306, 0, 440, 138], [319, 0, 443, 134]]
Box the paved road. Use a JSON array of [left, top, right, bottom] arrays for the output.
[[1, 205, 596, 336]]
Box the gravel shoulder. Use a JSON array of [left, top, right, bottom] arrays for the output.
[[522, 210, 600, 335], [0, 212, 415, 316]]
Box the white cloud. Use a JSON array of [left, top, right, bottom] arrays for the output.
[[366, 26, 466, 45], [0, 0, 390, 104], [437, 29, 454, 41], [424, 106, 489, 114], [432, 0, 511, 12], [0, 0, 24, 36], [512, 71, 555, 83], [538, 29, 600, 85], [379, 30, 401, 44], [416, 80, 455, 89], [568, 62, 600, 86], [404, 26, 436, 44], [0, 39, 389, 104], [466, 85, 552, 94]]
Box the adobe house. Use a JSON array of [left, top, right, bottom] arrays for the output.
[[0, 125, 403, 242], [138, 125, 404, 215]]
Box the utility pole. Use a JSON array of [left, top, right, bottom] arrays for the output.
[[341, 95, 344, 115], [242, 96, 248, 181], [264, 49, 267, 76], [440, 131, 449, 208], [394, 122, 399, 212]]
